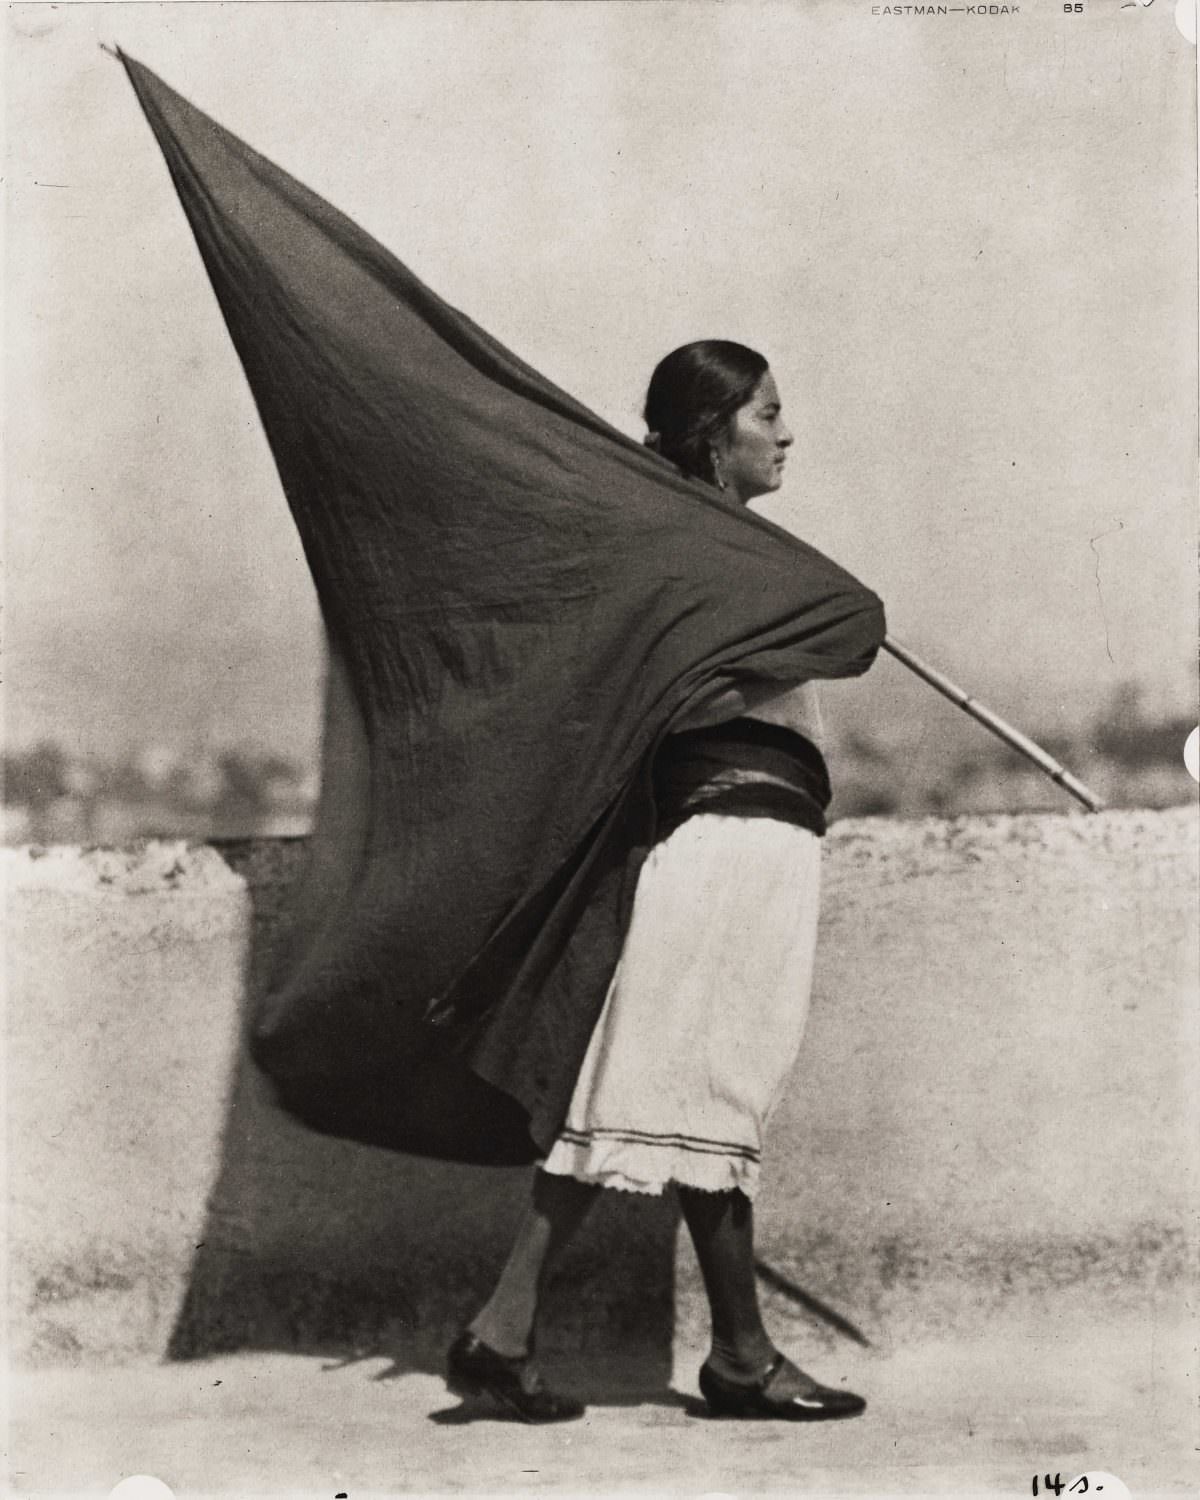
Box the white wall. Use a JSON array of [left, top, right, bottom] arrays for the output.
[[6, 808, 1196, 1363]]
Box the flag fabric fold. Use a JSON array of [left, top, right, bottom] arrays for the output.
[[120, 53, 886, 1164]]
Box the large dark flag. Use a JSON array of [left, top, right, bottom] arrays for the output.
[[120, 54, 886, 1164]]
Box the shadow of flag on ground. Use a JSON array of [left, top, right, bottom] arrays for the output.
[[119, 52, 885, 1165]]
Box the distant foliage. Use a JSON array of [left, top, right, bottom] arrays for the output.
[[2, 742, 69, 810], [831, 679, 1197, 822], [2, 678, 1196, 842], [1, 742, 312, 844]]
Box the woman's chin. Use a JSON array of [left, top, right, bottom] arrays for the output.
[[739, 472, 784, 506]]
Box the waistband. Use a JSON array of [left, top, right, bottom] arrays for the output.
[[653, 717, 832, 840]]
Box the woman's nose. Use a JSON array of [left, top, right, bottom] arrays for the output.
[[777, 423, 794, 448]]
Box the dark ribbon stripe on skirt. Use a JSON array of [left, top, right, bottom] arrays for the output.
[[653, 717, 832, 841]]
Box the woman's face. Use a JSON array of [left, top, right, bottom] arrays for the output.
[[713, 370, 794, 504]]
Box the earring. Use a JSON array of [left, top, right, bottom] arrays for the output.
[[711, 452, 726, 491]]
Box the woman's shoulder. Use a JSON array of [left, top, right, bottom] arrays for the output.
[[739, 681, 824, 746], [672, 678, 824, 743]]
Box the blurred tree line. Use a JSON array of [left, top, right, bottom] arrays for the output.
[[828, 679, 1196, 821], [2, 741, 313, 844], [3, 679, 1195, 844]]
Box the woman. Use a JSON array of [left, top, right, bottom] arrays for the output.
[[447, 341, 868, 1425]]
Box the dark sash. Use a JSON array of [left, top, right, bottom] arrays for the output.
[[654, 718, 832, 840]]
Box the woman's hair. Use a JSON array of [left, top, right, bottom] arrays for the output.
[[643, 340, 768, 486]]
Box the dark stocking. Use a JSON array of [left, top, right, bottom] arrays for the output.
[[469, 1169, 600, 1358], [678, 1186, 776, 1380]]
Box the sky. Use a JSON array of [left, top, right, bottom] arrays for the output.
[[5, 0, 1197, 769]]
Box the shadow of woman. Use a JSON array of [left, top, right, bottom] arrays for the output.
[[165, 836, 680, 1394]]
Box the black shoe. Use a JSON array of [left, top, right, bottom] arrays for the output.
[[699, 1352, 866, 1421], [445, 1330, 586, 1424]]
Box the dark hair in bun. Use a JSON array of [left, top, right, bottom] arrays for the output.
[[643, 340, 768, 486]]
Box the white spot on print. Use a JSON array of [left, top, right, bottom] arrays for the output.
[[1183, 726, 1199, 783], [109, 1479, 176, 1500]]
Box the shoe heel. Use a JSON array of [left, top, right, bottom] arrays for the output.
[[445, 1360, 485, 1400], [697, 1363, 742, 1416]]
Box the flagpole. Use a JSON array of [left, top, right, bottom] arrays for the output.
[[882, 636, 1105, 813]]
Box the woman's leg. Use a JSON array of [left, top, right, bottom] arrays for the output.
[[468, 1169, 601, 1357], [679, 1184, 867, 1417], [677, 1186, 775, 1379]]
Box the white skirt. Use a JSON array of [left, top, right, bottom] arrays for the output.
[[540, 813, 821, 1200]]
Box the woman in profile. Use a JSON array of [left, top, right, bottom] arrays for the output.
[[447, 341, 868, 1425]]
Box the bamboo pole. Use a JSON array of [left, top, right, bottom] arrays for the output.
[[882, 635, 1105, 813]]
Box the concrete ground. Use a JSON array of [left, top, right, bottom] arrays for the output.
[[9, 1305, 1196, 1499]]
